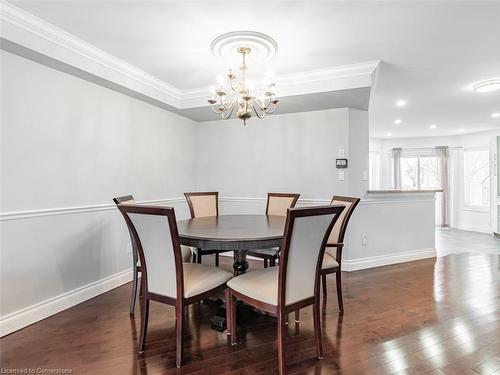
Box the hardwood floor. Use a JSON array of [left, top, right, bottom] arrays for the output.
[[1, 252, 499, 374], [436, 228, 500, 256]]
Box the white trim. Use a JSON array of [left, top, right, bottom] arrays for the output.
[[0, 268, 133, 337], [342, 248, 436, 272], [181, 60, 379, 108], [461, 205, 489, 213], [0, 197, 185, 221], [0, 1, 378, 113], [0, 195, 437, 221], [454, 224, 492, 234]]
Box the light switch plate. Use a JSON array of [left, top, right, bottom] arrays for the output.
[[338, 171, 345, 181], [338, 149, 345, 158]]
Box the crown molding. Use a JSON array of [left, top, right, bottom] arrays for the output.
[[181, 60, 380, 108], [1, 1, 379, 113], [0, 0, 182, 107]]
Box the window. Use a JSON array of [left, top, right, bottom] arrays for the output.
[[400, 155, 440, 190], [464, 149, 490, 207]]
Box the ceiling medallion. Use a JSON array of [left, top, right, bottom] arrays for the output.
[[208, 31, 279, 125]]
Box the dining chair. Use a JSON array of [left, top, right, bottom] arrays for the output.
[[117, 203, 233, 367], [184, 192, 225, 266], [247, 193, 300, 267], [226, 205, 345, 374], [113, 195, 192, 315], [321, 196, 360, 313]]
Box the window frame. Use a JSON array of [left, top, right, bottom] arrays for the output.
[[397, 151, 441, 190], [463, 147, 490, 210]]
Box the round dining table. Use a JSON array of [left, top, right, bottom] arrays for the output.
[[177, 214, 286, 274]]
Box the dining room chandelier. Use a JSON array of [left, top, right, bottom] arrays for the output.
[[208, 31, 279, 125]]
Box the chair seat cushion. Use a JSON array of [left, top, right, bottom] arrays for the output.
[[227, 267, 279, 306], [183, 263, 233, 298], [247, 248, 279, 257], [322, 253, 339, 270]]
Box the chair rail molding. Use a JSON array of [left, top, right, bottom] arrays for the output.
[[0, 0, 379, 116], [0, 195, 437, 221], [0, 198, 186, 221]]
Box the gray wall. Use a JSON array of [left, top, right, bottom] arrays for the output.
[[0, 50, 196, 317], [195, 108, 368, 199]]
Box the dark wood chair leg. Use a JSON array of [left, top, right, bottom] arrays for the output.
[[264, 259, 268, 268], [225, 289, 232, 336], [270, 257, 276, 267], [322, 273, 327, 297], [230, 292, 237, 345], [196, 249, 202, 264], [294, 310, 300, 323], [336, 271, 344, 313], [130, 267, 138, 315], [313, 297, 323, 359], [277, 312, 287, 375], [138, 298, 149, 353], [175, 303, 184, 368], [192, 252, 197, 263], [215, 253, 219, 267]]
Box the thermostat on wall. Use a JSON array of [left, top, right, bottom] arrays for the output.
[[336, 159, 348, 169]]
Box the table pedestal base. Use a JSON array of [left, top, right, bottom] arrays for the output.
[[233, 250, 248, 275]]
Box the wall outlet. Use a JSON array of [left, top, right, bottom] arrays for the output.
[[361, 235, 367, 246], [126, 243, 133, 254], [338, 149, 345, 158], [338, 171, 345, 181]]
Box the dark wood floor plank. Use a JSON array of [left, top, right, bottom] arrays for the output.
[[1, 252, 499, 375]]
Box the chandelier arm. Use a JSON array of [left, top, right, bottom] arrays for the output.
[[211, 103, 223, 114], [222, 105, 236, 120], [264, 105, 276, 114], [252, 105, 264, 119]]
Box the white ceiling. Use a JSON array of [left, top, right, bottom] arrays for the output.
[[9, 1, 500, 138]]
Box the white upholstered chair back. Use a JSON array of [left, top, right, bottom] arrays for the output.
[[123, 207, 182, 299], [280, 207, 342, 305], [185, 193, 218, 218], [325, 197, 360, 259], [267, 194, 299, 216]]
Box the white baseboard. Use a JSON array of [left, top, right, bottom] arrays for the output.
[[0, 268, 133, 337], [342, 248, 436, 272], [454, 225, 492, 234], [222, 247, 435, 272]]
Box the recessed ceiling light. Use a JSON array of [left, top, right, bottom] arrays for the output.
[[395, 100, 407, 107], [429, 124, 437, 129], [473, 79, 500, 93], [458, 128, 465, 132], [394, 119, 402, 125], [492, 112, 500, 118], [386, 132, 392, 137]]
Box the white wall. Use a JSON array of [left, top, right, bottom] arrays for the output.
[[0, 51, 196, 334], [371, 129, 500, 233], [195, 107, 369, 199]]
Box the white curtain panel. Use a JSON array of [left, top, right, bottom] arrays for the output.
[[436, 146, 450, 227], [392, 148, 402, 189]]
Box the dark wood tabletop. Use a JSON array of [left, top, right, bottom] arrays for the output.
[[177, 214, 286, 251]]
